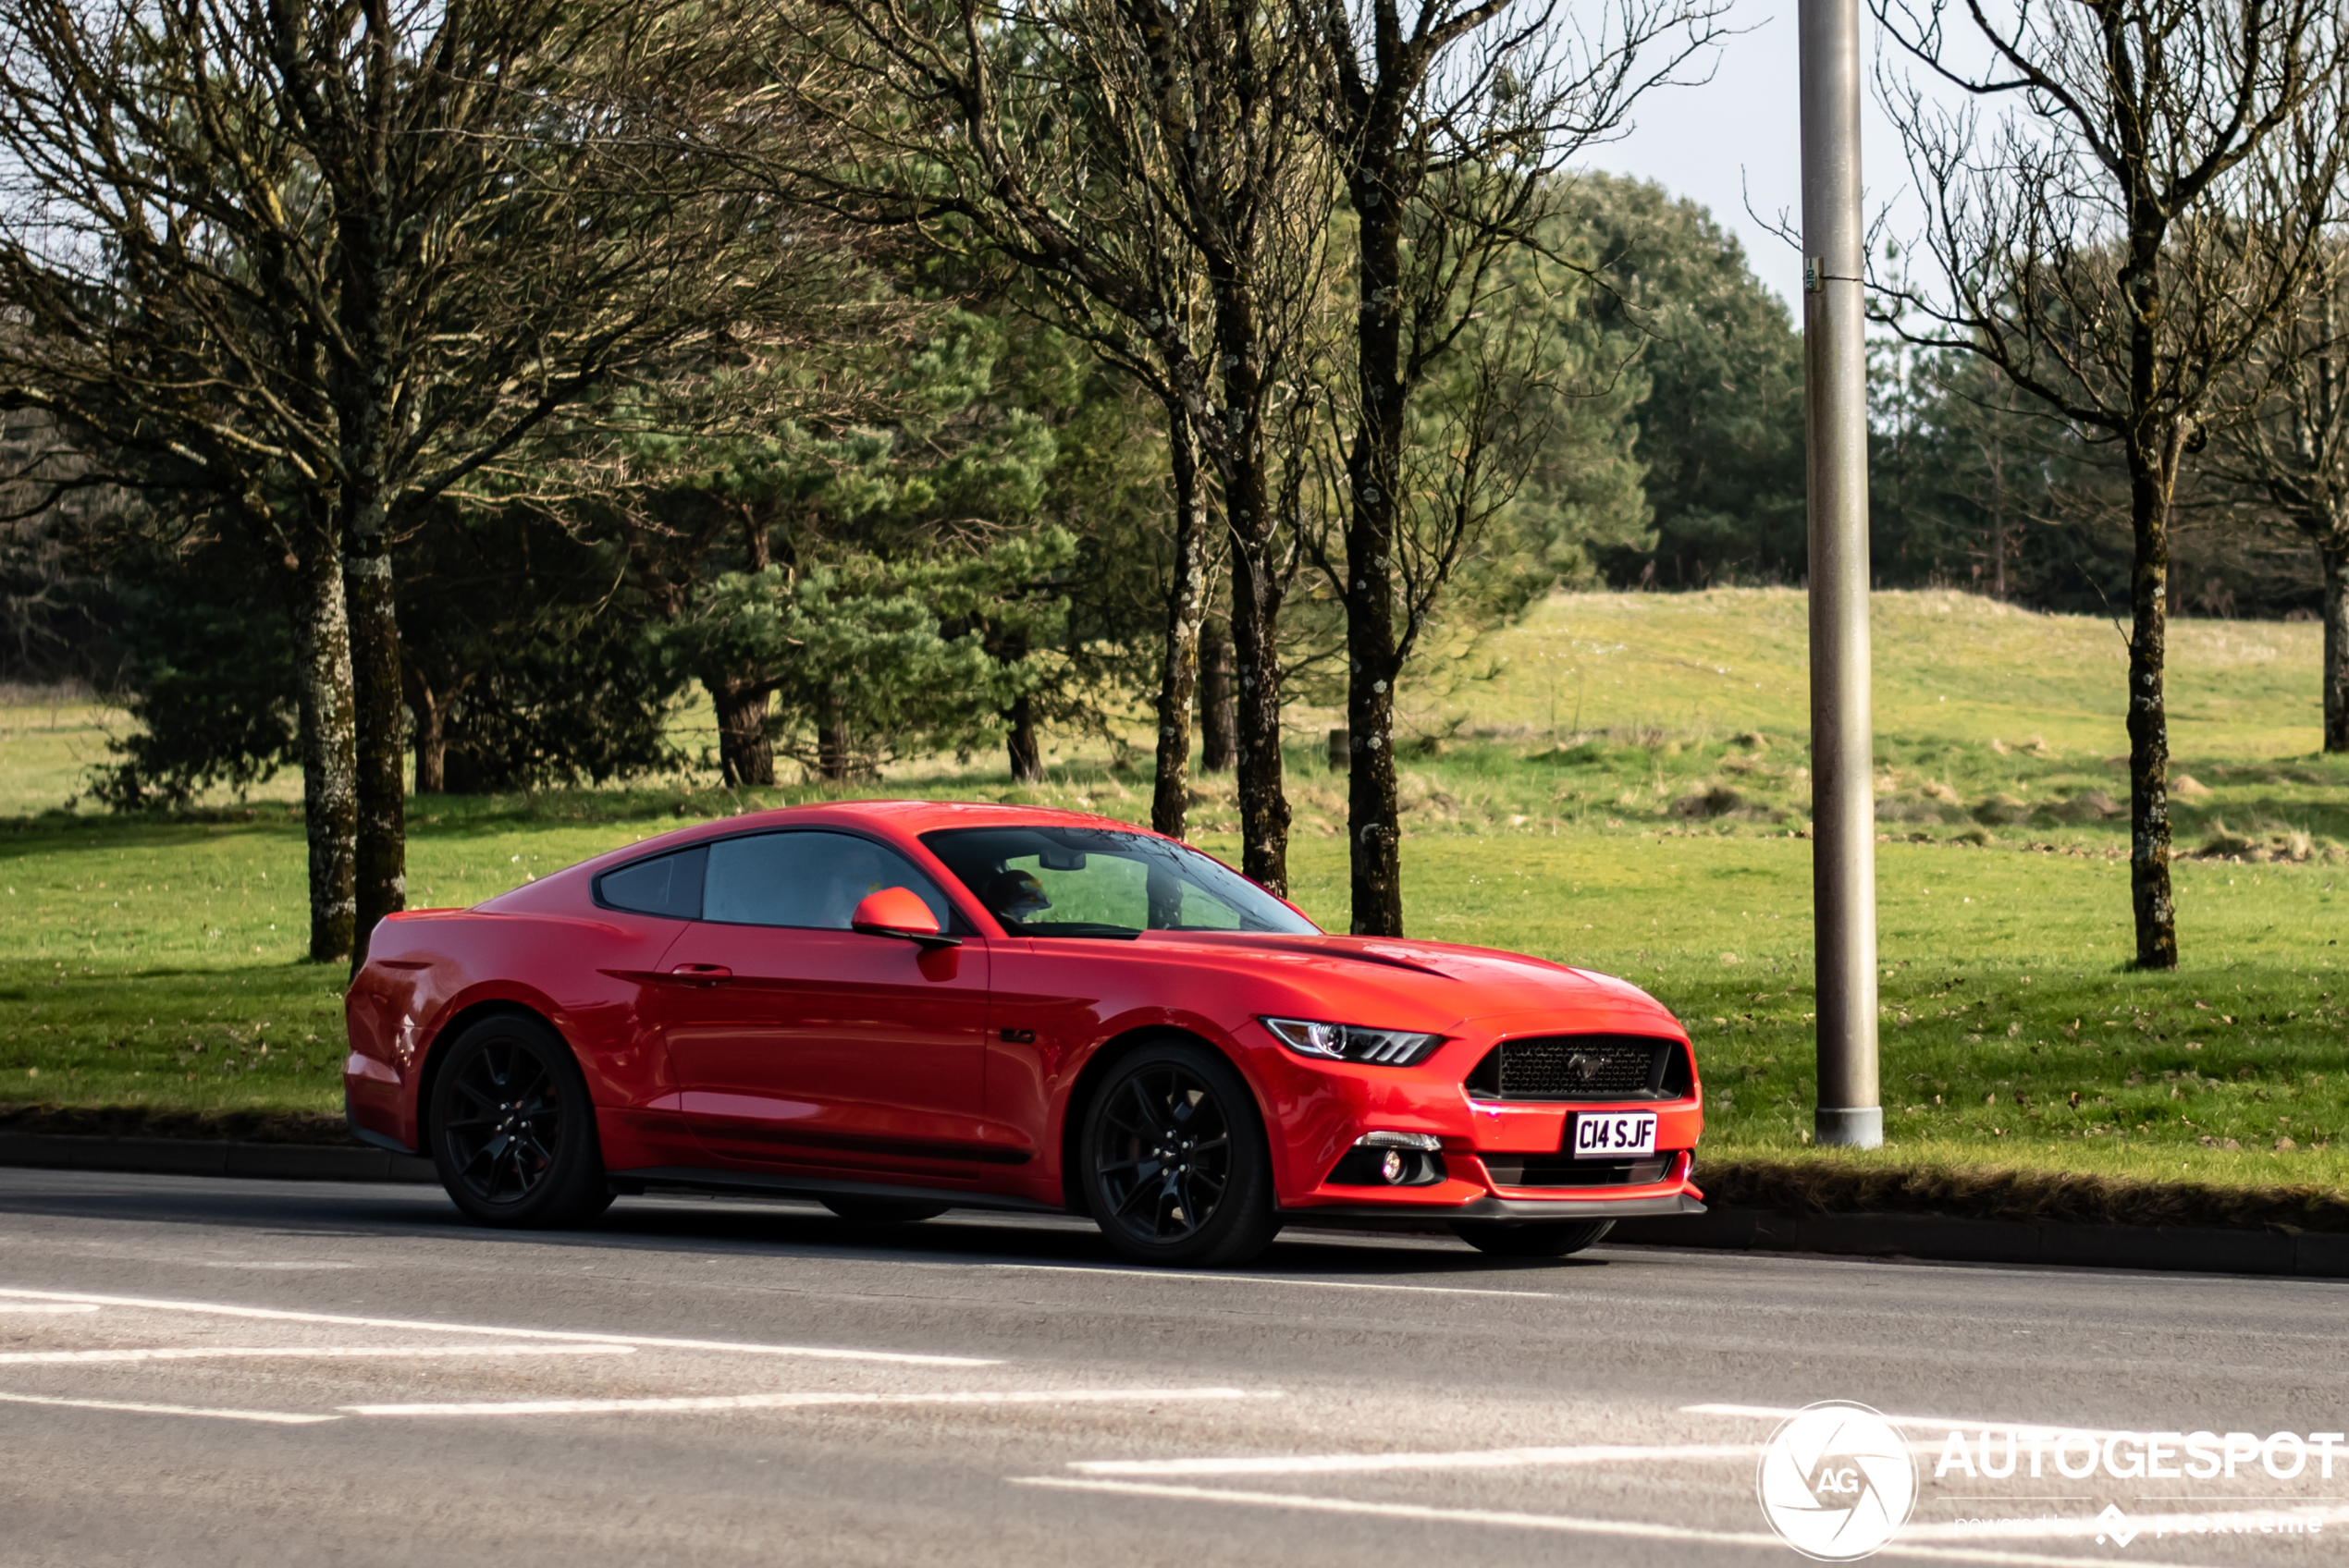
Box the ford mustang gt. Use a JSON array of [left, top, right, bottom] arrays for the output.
[[345, 801, 1704, 1267]]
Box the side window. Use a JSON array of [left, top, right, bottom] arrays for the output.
[[702, 831, 953, 931], [595, 845, 707, 920]]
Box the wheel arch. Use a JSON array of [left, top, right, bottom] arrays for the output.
[[1056, 1023, 1266, 1215], [413, 998, 571, 1148]]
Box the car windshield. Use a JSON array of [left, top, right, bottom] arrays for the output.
[[920, 826, 1319, 938]]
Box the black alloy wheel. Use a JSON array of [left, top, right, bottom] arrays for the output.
[[430, 1013, 612, 1229], [820, 1197, 952, 1224], [1449, 1219, 1614, 1259], [1082, 1039, 1278, 1268]]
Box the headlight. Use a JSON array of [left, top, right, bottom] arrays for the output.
[[1260, 1017, 1445, 1066]]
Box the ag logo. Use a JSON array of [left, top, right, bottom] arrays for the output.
[[1755, 1401, 1919, 1561]]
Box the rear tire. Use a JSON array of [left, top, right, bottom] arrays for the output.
[[1080, 1038, 1280, 1268], [1450, 1219, 1613, 1259], [429, 1013, 612, 1230], [821, 1197, 951, 1224]]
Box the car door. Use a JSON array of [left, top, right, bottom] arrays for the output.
[[655, 830, 1001, 1183]]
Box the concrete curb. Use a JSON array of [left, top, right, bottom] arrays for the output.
[[3, 1132, 2343, 1279], [0, 1131, 437, 1184], [1607, 1207, 2349, 1280]]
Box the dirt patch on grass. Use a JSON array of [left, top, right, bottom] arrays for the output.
[[0, 1101, 353, 1145], [1703, 1156, 2349, 1233], [2183, 820, 2337, 864]]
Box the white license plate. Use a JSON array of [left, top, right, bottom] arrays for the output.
[[1570, 1111, 1659, 1159]]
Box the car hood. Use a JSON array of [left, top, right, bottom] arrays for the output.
[[1138, 929, 1683, 1035]]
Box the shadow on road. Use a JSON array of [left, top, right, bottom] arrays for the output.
[[0, 1169, 1610, 1280]]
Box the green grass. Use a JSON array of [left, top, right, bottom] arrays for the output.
[[1417, 585, 2324, 759], [4, 588, 2344, 1205]]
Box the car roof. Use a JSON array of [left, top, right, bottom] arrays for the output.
[[707, 798, 1150, 837], [589, 799, 1166, 869], [477, 798, 1184, 919]]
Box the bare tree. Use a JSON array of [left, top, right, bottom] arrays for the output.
[[778, 0, 1334, 882], [1302, 0, 1722, 936], [0, 0, 806, 963], [1875, 0, 2348, 969], [2207, 236, 2349, 753]]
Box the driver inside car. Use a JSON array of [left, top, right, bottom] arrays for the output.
[[981, 868, 1052, 927]]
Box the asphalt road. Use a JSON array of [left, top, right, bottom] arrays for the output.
[[1, 1168, 2343, 1568]]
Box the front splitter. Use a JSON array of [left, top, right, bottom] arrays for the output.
[[1279, 1191, 1706, 1223]]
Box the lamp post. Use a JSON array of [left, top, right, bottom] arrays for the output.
[[1800, 0, 1881, 1148]]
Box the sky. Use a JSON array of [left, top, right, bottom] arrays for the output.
[[1580, 0, 1932, 309]]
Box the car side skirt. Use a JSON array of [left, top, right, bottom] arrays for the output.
[[608, 1166, 1067, 1215]]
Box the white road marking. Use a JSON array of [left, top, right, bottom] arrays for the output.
[[0, 1390, 336, 1426], [972, 1262, 1557, 1300], [1070, 1443, 1762, 1477], [348, 1387, 1274, 1418], [1008, 1477, 2223, 1568], [0, 1343, 634, 1366], [0, 1286, 994, 1366], [1686, 1403, 2144, 1444], [0, 1303, 100, 1314]]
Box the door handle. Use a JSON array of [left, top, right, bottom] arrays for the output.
[[668, 963, 732, 986]]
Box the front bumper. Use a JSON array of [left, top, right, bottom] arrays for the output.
[[1251, 1009, 1705, 1212], [1282, 1144, 1705, 1219]]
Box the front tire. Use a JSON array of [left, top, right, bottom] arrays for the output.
[[429, 1013, 612, 1230], [1450, 1219, 1613, 1259], [1081, 1039, 1280, 1268]]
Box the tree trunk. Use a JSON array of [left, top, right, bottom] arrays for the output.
[[1207, 239, 1290, 894], [1342, 150, 1408, 937], [334, 133, 405, 971], [2324, 536, 2349, 753], [406, 666, 446, 795], [346, 530, 406, 969], [1006, 693, 1043, 783], [292, 544, 358, 966], [818, 685, 852, 783], [989, 622, 1044, 783], [1227, 534, 1289, 896], [1151, 407, 1210, 836], [2124, 436, 2179, 971], [711, 679, 775, 787], [1198, 615, 1236, 773]]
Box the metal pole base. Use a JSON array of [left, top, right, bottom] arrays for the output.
[[1814, 1107, 1882, 1148]]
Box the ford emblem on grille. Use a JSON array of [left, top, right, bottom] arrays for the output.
[[1470, 1034, 1690, 1101]]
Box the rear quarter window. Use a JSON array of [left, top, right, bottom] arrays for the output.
[[594, 844, 707, 920]]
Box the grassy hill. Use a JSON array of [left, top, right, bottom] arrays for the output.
[[1432, 586, 2322, 759]]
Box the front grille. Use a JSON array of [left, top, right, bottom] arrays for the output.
[[1464, 1034, 1691, 1101], [1481, 1152, 1678, 1188]]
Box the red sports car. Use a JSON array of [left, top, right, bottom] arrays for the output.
[[345, 801, 1704, 1267]]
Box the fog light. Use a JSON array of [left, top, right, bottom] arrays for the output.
[[1358, 1131, 1442, 1151], [1327, 1133, 1447, 1187]]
